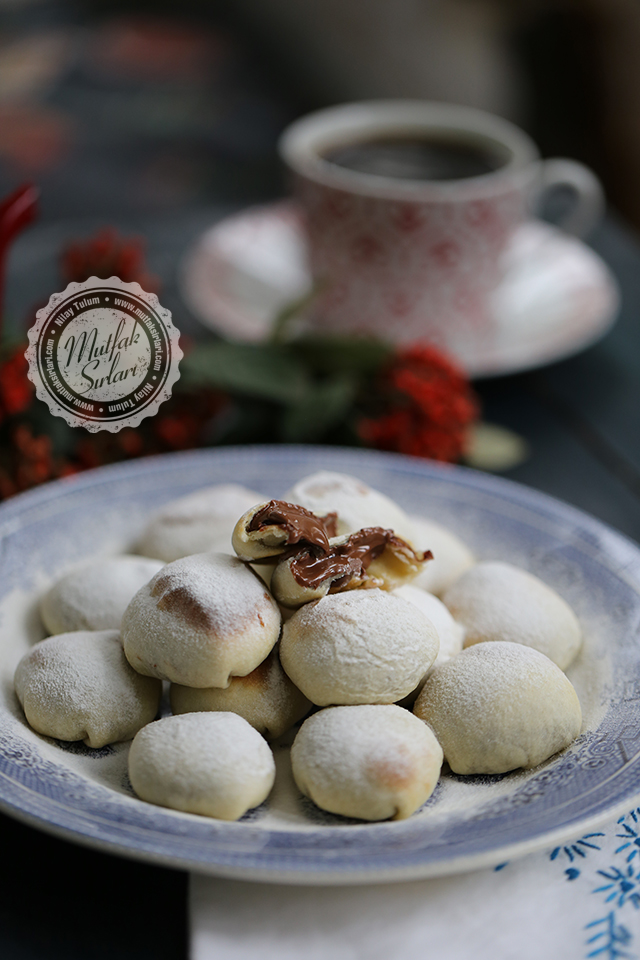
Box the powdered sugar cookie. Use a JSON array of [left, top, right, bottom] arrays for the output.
[[406, 515, 475, 596], [122, 553, 281, 688], [285, 471, 415, 540], [14, 630, 162, 748], [170, 646, 311, 740], [128, 712, 276, 820], [137, 484, 263, 561], [393, 585, 465, 667], [280, 589, 439, 706], [414, 642, 582, 774], [442, 561, 582, 670], [291, 705, 443, 820], [392, 584, 465, 708], [40, 555, 164, 635]]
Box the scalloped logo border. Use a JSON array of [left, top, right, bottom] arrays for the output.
[[25, 276, 182, 433]]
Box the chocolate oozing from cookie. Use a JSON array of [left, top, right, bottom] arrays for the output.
[[247, 501, 338, 547], [232, 499, 338, 561], [271, 526, 433, 608]]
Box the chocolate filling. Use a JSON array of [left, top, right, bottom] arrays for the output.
[[287, 527, 432, 590], [247, 500, 338, 551]]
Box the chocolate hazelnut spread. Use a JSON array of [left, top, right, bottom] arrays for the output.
[[287, 527, 432, 590], [247, 500, 338, 551]]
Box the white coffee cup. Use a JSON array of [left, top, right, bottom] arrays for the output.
[[279, 100, 604, 356]]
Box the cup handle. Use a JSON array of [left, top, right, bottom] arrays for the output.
[[537, 158, 605, 239]]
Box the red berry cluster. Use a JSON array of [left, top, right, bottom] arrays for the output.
[[0, 423, 77, 499], [71, 386, 227, 472], [357, 344, 479, 462], [61, 228, 159, 291], [0, 346, 33, 423], [0, 346, 80, 497]]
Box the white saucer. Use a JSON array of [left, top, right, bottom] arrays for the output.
[[180, 201, 620, 378]]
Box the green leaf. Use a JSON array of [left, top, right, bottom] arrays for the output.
[[291, 335, 392, 378], [281, 375, 357, 443], [179, 341, 309, 404]]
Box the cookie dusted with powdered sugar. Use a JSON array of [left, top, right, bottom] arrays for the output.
[[280, 589, 439, 706], [170, 646, 311, 740], [414, 642, 582, 775], [128, 712, 276, 820], [406, 515, 475, 596], [442, 561, 582, 670], [393, 585, 465, 708], [14, 630, 162, 748], [41, 555, 164, 635], [291, 705, 443, 821], [393, 585, 465, 669], [137, 484, 264, 562], [284, 471, 415, 540], [122, 553, 281, 688]]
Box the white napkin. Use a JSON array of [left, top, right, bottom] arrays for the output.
[[191, 805, 640, 960]]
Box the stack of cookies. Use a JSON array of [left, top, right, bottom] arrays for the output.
[[14, 471, 583, 823]]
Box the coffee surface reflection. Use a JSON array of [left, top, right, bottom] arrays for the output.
[[323, 135, 507, 181]]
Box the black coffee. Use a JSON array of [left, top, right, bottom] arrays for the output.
[[322, 135, 506, 181]]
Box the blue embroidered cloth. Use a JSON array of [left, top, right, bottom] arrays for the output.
[[190, 806, 640, 960]]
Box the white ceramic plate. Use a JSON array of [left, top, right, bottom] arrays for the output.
[[179, 202, 620, 378], [1, 446, 639, 884]]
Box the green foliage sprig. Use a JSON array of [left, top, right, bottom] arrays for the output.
[[178, 297, 393, 445]]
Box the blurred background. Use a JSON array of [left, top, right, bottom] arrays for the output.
[[2, 0, 638, 215], [1, 0, 640, 334], [2, 0, 638, 213], [1, 0, 639, 500]]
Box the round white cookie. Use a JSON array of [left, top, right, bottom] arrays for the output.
[[414, 642, 582, 774], [442, 561, 582, 670], [14, 630, 162, 748], [170, 646, 311, 740], [393, 585, 464, 668], [291, 705, 443, 821], [280, 589, 439, 706], [40, 555, 164, 635], [122, 552, 281, 688], [392, 585, 465, 708], [136, 484, 263, 562], [406, 515, 475, 596], [285, 471, 414, 540], [128, 712, 276, 820]]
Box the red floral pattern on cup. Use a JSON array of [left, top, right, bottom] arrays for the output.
[[298, 176, 526, 356], [391, 203, 425, 234]]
